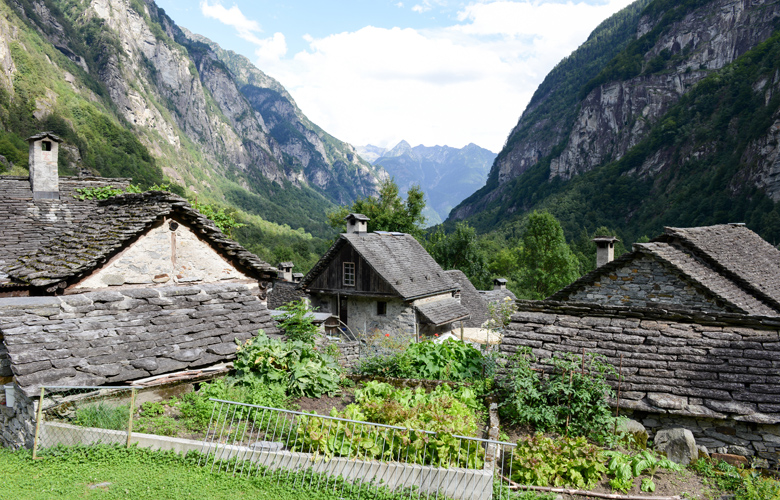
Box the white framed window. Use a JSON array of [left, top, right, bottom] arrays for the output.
[[343, 262, 355, 286]]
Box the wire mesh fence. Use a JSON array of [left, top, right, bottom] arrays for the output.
[[32, 386, 137, 458], [198, 398, 520, 500]]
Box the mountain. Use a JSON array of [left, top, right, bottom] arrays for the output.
[[0, 0, 384, 242], [358, 141, 496, 225], [450, 0, 780, 245]]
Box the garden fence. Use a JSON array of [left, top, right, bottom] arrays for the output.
[[32, 386, 137, 458], [199, 398, 519, 500]]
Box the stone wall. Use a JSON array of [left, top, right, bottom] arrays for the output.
[[76, 220, 250, 288], [0, 385, 36, 449], [501, 300, 780, 463], [0, 338, 9, 377], [336, 341, 360, 368], [566, 255, 728, 312], [345, 297, 417, 340], [0, 282, 279, 396]]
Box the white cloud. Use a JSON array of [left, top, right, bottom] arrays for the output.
[[199, 0, 264, 45], [254, 0, 636, 152], [255, 32, 288, 65]]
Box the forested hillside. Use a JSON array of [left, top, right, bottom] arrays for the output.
[[0, 0, 385, 270], [450, 0, 780, 247]]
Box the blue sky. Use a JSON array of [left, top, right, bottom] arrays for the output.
[[155, 0, 635, 152]]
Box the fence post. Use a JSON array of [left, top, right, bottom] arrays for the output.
[[127, 387, 137, 448], [32, 386, 45, 459]]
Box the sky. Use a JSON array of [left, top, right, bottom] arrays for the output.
[[155, 0, 635, 153]]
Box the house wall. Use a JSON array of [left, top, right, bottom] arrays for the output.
[[566, 255, 729, 312], [308, 244, 395, 296], [345, 297, 416, 340], [0, 282, 278, 397], [501, 301, 780, 464], [76, 220, 250, 288], [1, 385, 37, 449], [0, 337, 9, 377]]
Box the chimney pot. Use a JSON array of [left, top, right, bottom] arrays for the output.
[[593, 236, 619, 268], [493, 278, 507, 290], [345, 213, 370, 234], [27, 132, 63, 200]]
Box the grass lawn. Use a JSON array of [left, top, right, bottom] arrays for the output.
[[0, 445, 411, 500]]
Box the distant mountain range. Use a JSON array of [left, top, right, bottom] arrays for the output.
[[357, 141, 496, 225]]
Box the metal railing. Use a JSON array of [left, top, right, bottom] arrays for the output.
[[198, 398, 520, 500]]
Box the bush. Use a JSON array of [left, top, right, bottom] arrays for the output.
[[233, 330, 342, 398], [509, 433, 607, 489], [275, 299, 319, 345], [500, 348, 618, 442], [353, 339, 485, 382]]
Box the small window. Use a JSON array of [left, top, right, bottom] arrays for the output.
[[377, 301, 387, 316], [41, 141, 52, 152], [343, 262, 355, 286]]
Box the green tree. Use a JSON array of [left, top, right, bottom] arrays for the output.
[[424, 222, 491, 289], [517, 211, 580, 299], [327, 178, 426, 238], [277, 299, 320, 345]]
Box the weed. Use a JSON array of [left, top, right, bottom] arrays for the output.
[[508, 433, 607, 489], [73, 402, 129, 430]]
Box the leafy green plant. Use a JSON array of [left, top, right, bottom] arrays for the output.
[[139, 401, 165, 417], [233, 330, 342, 398], [509, 433, 607, 489], [276, 299, 319, 344], [354, 339, 484, 382], [73, 402, 129, 430], [605, 450, 682, 492], [73, 185, 125, 200], [692, 458, 780, 500], [190, 200, 245, 237], [500, 347, 618, 442]]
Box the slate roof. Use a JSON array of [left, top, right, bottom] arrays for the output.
[[444, 270, 489, 327], [0, 176, 133, 282], [661, 225, 780, 310], [267, 281, 308, 310], [3, 190, 276, 291], [301, 232, 459, 300], [550, 224, 780, 316], [481, 288, 518, 304], [416, 298, 470, 326]]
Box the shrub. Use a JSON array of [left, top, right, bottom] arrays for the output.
[[353, 338, 485, 382], [275, 299, 319, 345], [500, 347, 618, 442], [509, 433, 607, 489], [233, 330, 342, 398]]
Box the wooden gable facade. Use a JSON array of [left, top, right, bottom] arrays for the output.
[[308, 243, 397, 297]]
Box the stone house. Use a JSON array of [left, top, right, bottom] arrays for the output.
[[501, 224, 780, 465], [299, 214, 469, 341], [0, 132, 278, 448]]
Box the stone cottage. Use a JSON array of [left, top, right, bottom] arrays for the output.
[[0, 132, 278, 448], [299, 214, 469, 341], [501, 224, 780, 465]]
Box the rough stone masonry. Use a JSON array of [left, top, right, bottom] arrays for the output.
[[501, 300, 780, 465]]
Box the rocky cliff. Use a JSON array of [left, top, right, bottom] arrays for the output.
[[451, 0, 780, 245], [0, 0, 382, 235]]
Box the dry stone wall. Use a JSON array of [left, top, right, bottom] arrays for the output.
[[0, 282, 278, 396], [566, 255, 729, 312], [0, 385, 37, 450], [501, 300, 780, 463]]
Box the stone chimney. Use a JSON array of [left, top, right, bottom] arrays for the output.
[[493, 278, 507, 290], [292, 273, 303, 284], [27, 132, 63, 200], [345, 213, 370, 234], [593, 236, 619, 268], [277, 262, 294, 282]]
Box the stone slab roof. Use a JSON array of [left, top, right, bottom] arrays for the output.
[[481, 288, 518, 304], [636, 242, 777, 316], [0, 176, 132, 281], [267, 281, 307, 310], [301, 232, 459, 300], [416, 298, 470, 326], [444, 270, 489, 328], [0, 282, 278, 397], [550, 224, 780, 316], [3, 190, 276, 291], [661, 224, 780, 310]]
